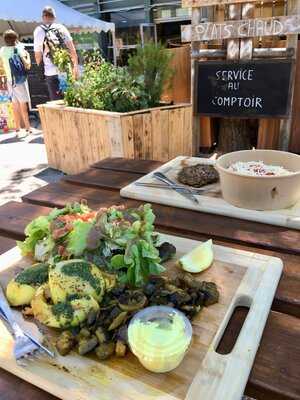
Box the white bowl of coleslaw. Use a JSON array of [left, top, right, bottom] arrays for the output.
[[215, 150, 300, 210]]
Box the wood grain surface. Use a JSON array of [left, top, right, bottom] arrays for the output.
[[0, 158, 300, 400], [64, 169, 141, 190], [92, 157, 162, 174], [39, 103, 193, 174], [0, 235, 15, 254]]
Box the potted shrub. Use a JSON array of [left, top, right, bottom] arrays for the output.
[[38, 44, 193, 174]]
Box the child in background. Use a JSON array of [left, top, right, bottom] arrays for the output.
[[0, 30, 32, 137]]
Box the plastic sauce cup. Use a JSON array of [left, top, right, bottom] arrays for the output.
[[128, 306, 192, 373]]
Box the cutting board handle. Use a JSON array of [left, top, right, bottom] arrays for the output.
[[186, 258, 282, 400]]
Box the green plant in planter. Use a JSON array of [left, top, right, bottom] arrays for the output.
[[53, 48, 72, 75], [64, 56, 150, 113], [128, 42, 174, 107]]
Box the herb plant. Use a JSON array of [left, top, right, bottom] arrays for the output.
[[64, 42, 174, 112], [64, 56, 149, 112], [128, 42, 174, 107]]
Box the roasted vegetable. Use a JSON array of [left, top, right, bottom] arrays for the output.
[[78, 335, 98, 355], [77, 327, 91, 339], [22, 306, 34, 317], [56, 331, 76, 356], [198, 281, 219, 306], [108, 310, 128, 331], [115, 340, 127, 357], [158, 242, 176, 263], [95, 342, 115, 360], [95, 327, 109, 344], [6, 263, 49, 306], [118, 291, 147, 311], [115, 325, 128, 344]]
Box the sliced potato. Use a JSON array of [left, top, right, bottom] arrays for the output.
[[31, 284, 100, 329], [6, 280, 36, 306]]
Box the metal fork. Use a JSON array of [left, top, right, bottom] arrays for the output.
[[0, 284, 54, 361]]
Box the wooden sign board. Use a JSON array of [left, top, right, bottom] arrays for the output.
[[182, 0, 256, 8], [182, 15, 300, 42], [196, 60, 293, 118]]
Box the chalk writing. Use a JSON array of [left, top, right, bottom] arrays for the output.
[[196, 60, 292, 118], [181, 15, 300, 42]]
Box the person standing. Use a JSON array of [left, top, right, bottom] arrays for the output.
[[0, 30, 32, 137], [33, 6, 79, 101]]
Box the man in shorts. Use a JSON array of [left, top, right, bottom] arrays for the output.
[[0, 30, 32, 136], [33, 6, 79, 100]]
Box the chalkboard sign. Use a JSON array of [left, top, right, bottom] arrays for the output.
[[196, 60, 293, 118]]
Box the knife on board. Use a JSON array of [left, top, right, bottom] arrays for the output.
[[135, 182, 212, 194], [153, 172, 199, 205]]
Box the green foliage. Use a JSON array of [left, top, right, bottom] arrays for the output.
[[64, 55, 149, 112], [53, 48, 72, 74], [128, 42, 174, 107], [64, 43, 174, 112]]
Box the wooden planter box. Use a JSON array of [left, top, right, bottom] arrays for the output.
[[38, 102, 194, 174]]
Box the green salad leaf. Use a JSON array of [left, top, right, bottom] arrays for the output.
[[89, 204, 165, 286], [66, 221, 93, 257], [17, 202, 92, 257], [17, 216, 51, 256], [48, 202, 91, 220]]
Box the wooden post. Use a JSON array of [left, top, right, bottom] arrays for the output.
[[279, 0, 299, 151], [240, 3, 255, 60], [218, 4, 252, 152], [199, 6, 215, 149], [290, 41, 300, 153], [191, 8, 202, 155]]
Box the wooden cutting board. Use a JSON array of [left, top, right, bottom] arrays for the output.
[[0, 233, 282, 400], [120, 156, 300, 230]]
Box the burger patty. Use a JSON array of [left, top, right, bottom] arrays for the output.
[[177, 164, 219, 187]]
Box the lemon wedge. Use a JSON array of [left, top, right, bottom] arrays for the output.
[[179, 239, 214, 273]]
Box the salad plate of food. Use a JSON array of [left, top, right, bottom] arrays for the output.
[[0, 202, 282, 400]]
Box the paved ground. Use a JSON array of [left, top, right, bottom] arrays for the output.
[[0, 127, 64, 206]]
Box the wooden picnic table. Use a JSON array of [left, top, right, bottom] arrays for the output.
[[0, 157, 299, 400]]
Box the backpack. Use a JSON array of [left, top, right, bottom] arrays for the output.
[[20, 49, 31, 71], [9, 48, 27, 86], [41, 24, 67, 62]]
